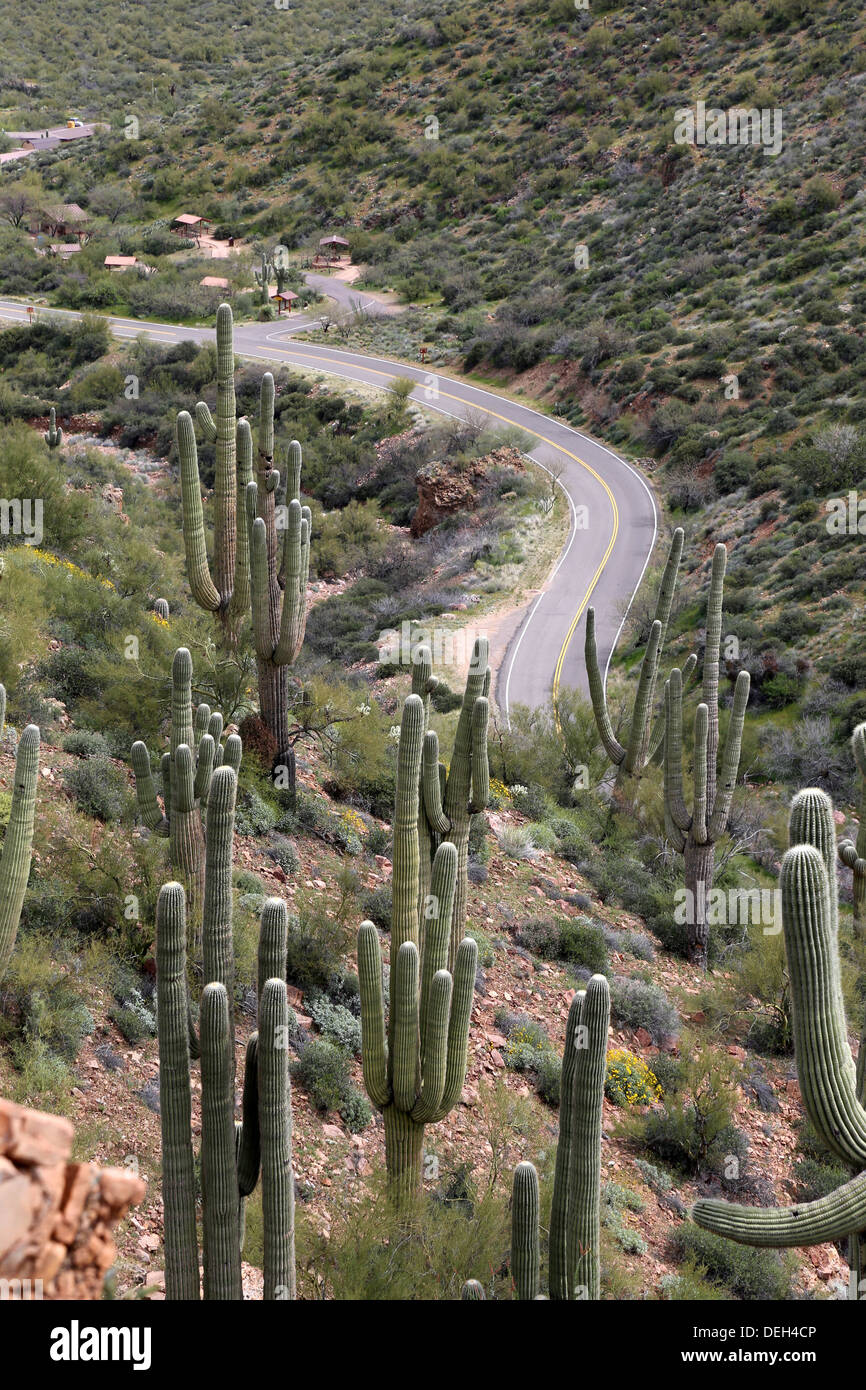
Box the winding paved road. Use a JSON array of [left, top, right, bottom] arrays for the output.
[[0, 294, 658, 721]]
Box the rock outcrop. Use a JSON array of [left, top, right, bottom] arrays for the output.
[[0, 1097, 145, 1299], [410, 446, 526, 537]]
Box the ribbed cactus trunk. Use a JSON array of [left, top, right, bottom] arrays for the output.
[[358, 694, 478, 1199], [548, 975, 609, 1300], [246, 380, 311, 805], [0, 694, 39, 983], [691, 793, 866, 1297], [155, 883, 200, 1300]]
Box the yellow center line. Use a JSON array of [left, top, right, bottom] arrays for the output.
[[263, 347, 620, 712]]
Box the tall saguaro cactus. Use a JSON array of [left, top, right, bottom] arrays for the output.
[[358, 694, 478, 1195], [663, 544, 751, 968], [586, 527, 691, 785], [0, 685, 40, 982], [469, 974, 610, 1301], [410, 638, 490, 969], [156, 769, 295, 1300], [839, 722, 866, 937], [692, 794, 866, 1295], [245, 374, 311, 801], [178, 304, 252, 644], [131, 647, 241, 908]]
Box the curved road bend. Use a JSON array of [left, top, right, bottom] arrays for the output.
[[0, 296, 658, 721]]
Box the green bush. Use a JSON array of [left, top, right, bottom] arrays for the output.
[[62, 730, 111, 757], [672, 1225, 792, 1301], [610, 976, 679, 1043], [292, 1038, 371, 1131], [63, 757, 127, 823]]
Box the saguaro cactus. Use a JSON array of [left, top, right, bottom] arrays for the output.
[[586, 527, 691, 785], [692, 820, 866, 1294], [245, 375, 311, 800], [358, 693, 478, 1195], [469, 975, 610, 1302], [663, 544, 750, 968], [131, 647, 242, 908], [178, 304, 252, 644], [0, 686, 40, 981], [44, 407, 63, 449], [153, 597, 170, 621], [410, 638, 490, 969], [839, 722, 866, 937], [156, 770, 294, 1300]]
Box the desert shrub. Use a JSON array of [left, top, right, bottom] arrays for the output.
[[499, 1013, 561, 1106], [498, 824, 539, 859], [292, 1038, 371, 1131], [265, 835, 300, 876], [605, 1048, 662, 1106], [62, 730, 111, 758], [63, 757, 127, 823], [671, 1226, 792, 1301], [359, 884, 392, 932], [235, 789, 279, 836], [307, 993, 362, 1055], [284, 907, 346, 995], [610, 977, 679, 1043], [635, 1039, 745, 1178], [793, 1155, 850, 1204], [109, 986, 156, 1044]]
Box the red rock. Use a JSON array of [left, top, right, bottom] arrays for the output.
[[490, 1049, 505, 1068], [0, 1099, 74, 1167], [635, 1028, 652, 1047]]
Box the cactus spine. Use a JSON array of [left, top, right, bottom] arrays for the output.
[[178, 304, 252, 644], [245, 375, 311, 803], [586, 527, 688, 784], [156, 769, 294, 1300], [691, 791, 866, 1294], [0, 687, 39, 982], [839, 722, 866, 936], [358, 693, 478, 1195], [131, 648, 241, 912], [411, 638, 490, 969], [44, 406, 63, 449], [663, 544, 750, 968]]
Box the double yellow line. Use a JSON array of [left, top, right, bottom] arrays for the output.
[[255, 345, 621, 714]]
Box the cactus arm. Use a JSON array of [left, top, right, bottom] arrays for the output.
[[391, 696, 424, 954], [511, 1161, 541, 1300], [663, 673, 690, 837], [585, 607, 626, 766], [431, 936, 477, 1122], [193, 734, 215, 804], [272, 501, 308, 666], [648, 652, 698, 764], [692, 703, 709, 845], [691, 1170, 866, 1248], [236, 1034, 260, 1198], [155, 883, 200, 1300], [223, 734, 243, 774], [622, 619, 662, 775], [202, 767, 238, 1035], [358, 921, 391, 1108], [257, 897, 288, 1000], [468, 696, 490, 814], [195, 400, 218, 444], [0, 684, 5, 741], [548, 989, 583, 1299], [418, 841, 457, 1053], [790, 787, 839, 936], [200, 983, 242, 1300], [653, 526, 685, 652], [259, 978, 296, 1300], [230, 419, 253, 626], [702, 543, 727, 815], [250, 518, 273, 660], [411, 970, 452, 1124], [177, 411, 222, 612], [783, 846, 866, 1167], [131, 740, 169, 835], [392, 942, 420, 1112], [421, 731, 450, 834], [0, 723, 39, 981], [707, 670, 750, 841]]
